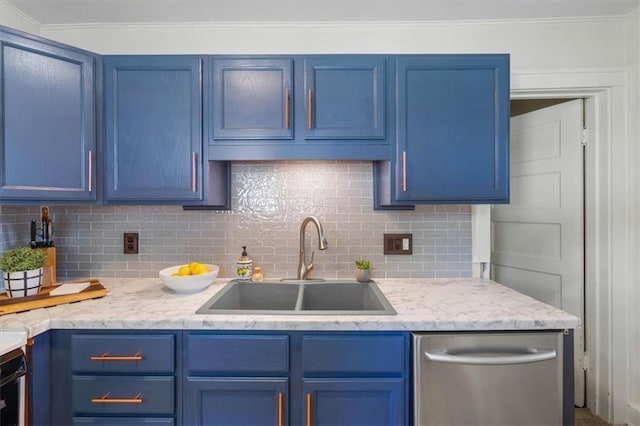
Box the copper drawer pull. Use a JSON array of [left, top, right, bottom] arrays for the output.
[[88, 150, 93, 192], [278, 392, 283, 426], [284, 88, 290, 129], [306, 393, 312, 426], [91, 393, 143, 404], [401, 150, 407, 192], [90, 353, 143, 361], [307, 88, 313, 129], [191, 152, 197, 192]]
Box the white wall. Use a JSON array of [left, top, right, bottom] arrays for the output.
[[1, 11, 638, 424], [624, 10, 640, 426], [37, 18, 627, 72], [0, 1, 38, 34]]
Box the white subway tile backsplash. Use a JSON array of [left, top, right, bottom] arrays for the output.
[[0, 161, 472, 280]]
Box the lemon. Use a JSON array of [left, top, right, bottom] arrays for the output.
[[178, 265, 192, 276], [188, 261, 200, 270], [191, 264, 208, 275]]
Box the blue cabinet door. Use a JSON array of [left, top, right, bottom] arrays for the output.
[[210, 58, 293, 141], [0, 29, 96, 202], [303, 378, 405, 426], [303, 56, 386, 140], [184, 378, 288, 426], [104, 55, 204, 203], [28, 331, 51, 426], [390, 54, 509, 205]]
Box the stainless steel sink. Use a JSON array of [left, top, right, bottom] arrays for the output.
[[196, 280, 396, 315]]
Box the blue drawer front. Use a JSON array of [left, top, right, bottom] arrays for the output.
[[186, 334, 289, 375], [71, 334, 175, 373], [73, 417, 174, 425], [72, 376, 174, 415], [302, 334, 406, 375]]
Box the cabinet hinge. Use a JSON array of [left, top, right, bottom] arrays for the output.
[[581, 128, 588, 146], [581, 353, 590, 371]]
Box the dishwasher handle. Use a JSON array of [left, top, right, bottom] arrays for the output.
[[424, 347, 557, 365]]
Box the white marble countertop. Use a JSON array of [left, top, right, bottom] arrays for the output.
[[0, 278, 580, 338]]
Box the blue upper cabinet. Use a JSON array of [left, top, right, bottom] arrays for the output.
[[0, 28, 96, 203], [395, 55, 509, 204], [104, 55, 206, 204], [211, 58, 293, 140], [375, 54, 509, 208], [208, 55, 391, 160], [303, 56, 386, 140]]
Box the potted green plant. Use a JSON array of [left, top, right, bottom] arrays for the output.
[[0, 246, 48, 298], [355, 259, 372, 283]]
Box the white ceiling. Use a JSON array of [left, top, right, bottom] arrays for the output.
[[4, 0, 639, 25]]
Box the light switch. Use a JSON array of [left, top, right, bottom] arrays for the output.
[[384, 233, 412, 255]]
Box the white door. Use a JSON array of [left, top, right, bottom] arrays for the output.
[[491, 99, 585, 406]]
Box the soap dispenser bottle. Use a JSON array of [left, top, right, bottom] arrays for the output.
[[236, 246, 253, 280]]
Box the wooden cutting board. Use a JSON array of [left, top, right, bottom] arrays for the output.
[[0, 279, 107, 316]]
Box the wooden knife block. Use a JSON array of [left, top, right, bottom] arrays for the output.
[[42, 247, 56, 287]]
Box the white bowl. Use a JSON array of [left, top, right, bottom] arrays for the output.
[[159, 264, 219, 293]]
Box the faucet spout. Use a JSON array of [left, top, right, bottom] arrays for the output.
[[297, 216, 329, 280]]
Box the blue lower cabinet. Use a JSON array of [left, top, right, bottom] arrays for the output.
[[52, 330, 180, 425], [184, 377, 288, 426], [72, 376, 175, 415], [303, 378, 405, 426], [28, 331, 51, 426]]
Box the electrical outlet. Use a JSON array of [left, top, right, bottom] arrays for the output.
[[384, 233, 412, 255], [123, 232, 139, 254]]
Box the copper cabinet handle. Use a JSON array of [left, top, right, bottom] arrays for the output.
[[91, 393, 143, 404], [191, 152, 197, 192], [90, 353, 143, 361], [88, 150, 93, 192], [307, 88, 313, 129], [306, 393, 312, 426], [278, 392, 283, 426], [402, 151, 407, 192], [284, 88, 290, 129]]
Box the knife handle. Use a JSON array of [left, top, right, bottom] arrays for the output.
[[30, 220, 37, 248]]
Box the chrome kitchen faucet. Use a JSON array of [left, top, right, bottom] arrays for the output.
[[297, 216, 328, 280]]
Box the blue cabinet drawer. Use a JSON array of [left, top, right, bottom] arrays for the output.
[[71, 334, 175, 373], [72, 376, 174, 415], [302, 334, 406, 375], [186, 334, 289, 375], [73, 417, 175, 425]]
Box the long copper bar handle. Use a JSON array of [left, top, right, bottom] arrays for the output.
[[91, 393, 143, 404], [307, 88, 313, 129], [306, 393, 312, 426], [88, 150, 93, 192], [90, 354, 143, 361], [191, 152, 197, 192], [278, 392, 283, 426], [402, 151, 407, 192], [284, 88, 290, 129]]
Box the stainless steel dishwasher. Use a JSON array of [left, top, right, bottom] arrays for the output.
[[413, 331, 564, 426]]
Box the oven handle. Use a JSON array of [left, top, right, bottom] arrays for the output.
[[424, 347, 557, 365], [0, 358, 27, 387]]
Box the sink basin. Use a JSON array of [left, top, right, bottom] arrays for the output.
[[196, 280, 396, 315], [196, 282, 300, 313], [299, 282, 392, 312]]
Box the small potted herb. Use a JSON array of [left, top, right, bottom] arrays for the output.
[[355, 259, 372, 283], [0, 246, 48, 298]]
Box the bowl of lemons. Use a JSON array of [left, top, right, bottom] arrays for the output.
[[159, 262, 219, 293]]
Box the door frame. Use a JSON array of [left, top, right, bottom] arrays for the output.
[[509, 69, 630, 424]]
